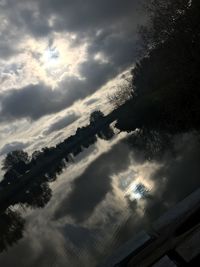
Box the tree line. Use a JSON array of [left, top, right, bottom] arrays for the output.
[[114, 0, 200, 135], [0, 110, 114, 252]]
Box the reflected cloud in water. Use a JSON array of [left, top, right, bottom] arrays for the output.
[[0, 130, 200, 266]]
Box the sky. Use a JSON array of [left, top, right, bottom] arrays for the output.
[[0, 0, 147, 161]]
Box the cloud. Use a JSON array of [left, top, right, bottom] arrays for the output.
[[116, 132, 200, 238], [0, 59, 117, 122], [44, 112, 80, 135], [36, 0, 144, 34], [0, 132, 199, 267], [0, 0, 148, 124], [35, 0, 146, 70], [150, 132, 200, 204], [54, 140, 131, 222], [96, 132, 200, 256], [84, 98, 98, 106], [0, 84, 59, 121], [61, 223, 96, 249], [0, 43, 18, 59], [0, 141, 29, 156]]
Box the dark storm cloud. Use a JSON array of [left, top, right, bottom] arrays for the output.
[[37, 0, 146, 72], [0, 84, 60, 121], [0, 0, 148, 121], [0, 141, 30, 156], [37, 0, 143, 33], [35, 0, 147, 69], [1, 0, 146, 47], [54, 140, 131, 223], [0, 60, 116, 121], [44, 112, 80, 135], [0, 0, 52, 39], [18, 8, 52, 37], [87, 30, 141, 69]]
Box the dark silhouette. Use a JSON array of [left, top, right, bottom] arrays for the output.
[[89, 110, 104, 124], [0, 209, 24, 252], [1, 150, 30, 187], [0, 109, 116, 252], [19, 182, 52, 208], [2, 150, 29, 173], [126, 129, 171, 161], [115, 0, 200, 134]]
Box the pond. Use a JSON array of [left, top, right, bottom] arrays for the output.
[[0, 130, 200, 267]]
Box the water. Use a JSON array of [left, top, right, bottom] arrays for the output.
[[0, 131, 200, 266]]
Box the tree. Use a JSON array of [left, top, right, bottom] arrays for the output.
[[116, 0, 200, 133], [0, 150, 30, 187], [31, 150, 42, 161], [140, 0, 191, 51], [89, 110, 104, 124], [108, 76, 133, 108], [0, 209, 24, 252], [20, 182, 52, 208], [2, 150, 29, 173]]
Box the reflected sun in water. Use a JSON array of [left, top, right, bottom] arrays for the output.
[[126, 182, 149, 201], [116, 166, 156, 202]]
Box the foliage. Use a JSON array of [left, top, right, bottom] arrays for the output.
[[140, 0, 191, 51], [0, 209, 24, 252], [109, 76, 133, 108], [116, 0, 200, 134], [2, 150, 29, 172], [89, 110, 104, 124]]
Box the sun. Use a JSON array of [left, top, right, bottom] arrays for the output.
[[43, 47, 60, 66]]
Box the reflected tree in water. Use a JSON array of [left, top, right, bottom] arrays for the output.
[[18, 182, 52, 209], [0, 209, 24, 252], [127, 129, 171, 161]]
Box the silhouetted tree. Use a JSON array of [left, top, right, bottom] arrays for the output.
[[19, 182, 52, 208], [1, 150, 30, 187], [109, 75, 133, 108], [127, 129, 171, 161], [98, 126, 115, 140], [116, 0, 200, 134], [140, 0, 191, 51], [2, 150, 29, 173], [0, 209, 24, 252], [90, 110, 104, 124], [31, 150, 42, 162]]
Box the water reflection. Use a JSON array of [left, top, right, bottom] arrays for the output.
[[53, 139, 131, 223], [127, 183, 149, 201], [0, 129, 200, 266], [0, 209, 24, 253], [117, 169, 151, 201], [0, 112, 116, 253]]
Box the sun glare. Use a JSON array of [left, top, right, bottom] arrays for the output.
[[43, 47, 60, 65], [127, 183, 149, 201]]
